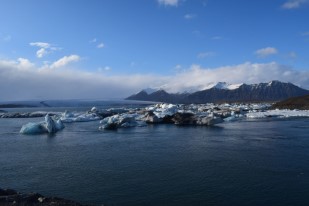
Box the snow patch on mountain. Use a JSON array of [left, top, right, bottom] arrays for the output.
[[142, 82, 245, 94], [202, 82, 243, 90]]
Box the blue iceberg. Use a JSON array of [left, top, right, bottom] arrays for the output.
[[20, 114, 65, 135]]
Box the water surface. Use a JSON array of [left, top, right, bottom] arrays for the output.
[[1, 113, 309, 205]]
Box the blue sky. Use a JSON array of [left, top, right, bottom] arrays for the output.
[[0, 0, 309, 100]]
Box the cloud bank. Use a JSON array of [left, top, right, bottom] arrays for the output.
[[0, 58, 308, 101], [158, 0, 179, 7], [162, 62, 309, 93], [282, 0, 309, 9]]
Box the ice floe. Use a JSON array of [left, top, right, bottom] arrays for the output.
[[99, 113, 146, 130], [60, 110, 101, 123], [246, 109, 309, 119]]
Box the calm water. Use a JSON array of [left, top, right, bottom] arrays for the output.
[[1, 109, 309, 205]]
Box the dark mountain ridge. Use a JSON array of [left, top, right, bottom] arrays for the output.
[[126, 81, 309, 103]]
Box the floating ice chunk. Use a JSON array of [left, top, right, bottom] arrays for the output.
[[45, 114, 57, 133], [20, 114, 65, 135], [20, 122, 46, 134], [152, 103, 179, 119], [107, 108, 128, 114], [224, 116, 237, 122], [99, 113, 145, 130], [55, 119, 65, 130], [91, 107, 97, 113], [60, 111, 100, 122]]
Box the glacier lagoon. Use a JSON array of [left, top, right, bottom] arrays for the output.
[[1, 103, 309, 205]]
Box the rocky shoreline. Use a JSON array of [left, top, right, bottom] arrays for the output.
[[0, 188, 87, 206]]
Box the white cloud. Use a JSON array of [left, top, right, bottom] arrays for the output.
[[36, 48, 48, 58], [281, 0, 309, 9], [197, 52, 216, 59], [90, 38, 105, 48], [90, 38, 97, 43], [97, 43, 104, 48], [158, 0, 179, 7], [17, 58, 35, 70], [0, 58, 161, 100], [30, 42, 50, 48], [29, 42, 60, 58], [184, 14, 196, 19], [49, 55, 80, 69], [0, 58, 308, 101], [255, 47, 278, 58], [162, 62, 309, 93]]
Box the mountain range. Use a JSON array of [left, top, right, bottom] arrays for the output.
[[126, 81, 309, 103]]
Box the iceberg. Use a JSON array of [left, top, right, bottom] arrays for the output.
[[60, 110, 101, 123], [99, 113, 146, 130], [20, 114, 65, 135]]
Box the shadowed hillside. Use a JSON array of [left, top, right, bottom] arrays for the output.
[[271, 95, 309, 110]]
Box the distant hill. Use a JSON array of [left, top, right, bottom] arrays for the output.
[[126, 81, 309, 103], [271, 95, 309, 110], [0, 104, 36, 108]]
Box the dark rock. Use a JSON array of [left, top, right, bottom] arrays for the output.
[[144, 111, 162, 124], [162, 115, 174, 124], [102, 122, 119, 130], [0, 188, 87, 205], [172, 113, 196, 125], [196, 116, 224, 126], [96, 111, 114, 119], [0, 189, 17, 196]]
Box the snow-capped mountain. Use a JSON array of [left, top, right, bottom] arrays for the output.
[[139, 82, 244, 96], [202, 82, 244, 90], [142, 88, 159, 95], [126, 81, 309, 103]]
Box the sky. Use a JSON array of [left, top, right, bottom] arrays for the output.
[[0, 0, 309, 100]]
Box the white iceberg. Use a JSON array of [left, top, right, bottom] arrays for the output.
[[147, 103, 179, 119], [60, 110, 100, 123], [99, 113, 146, 130]]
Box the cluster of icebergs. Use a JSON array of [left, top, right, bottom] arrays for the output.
[[18, 103, 309, 134]]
